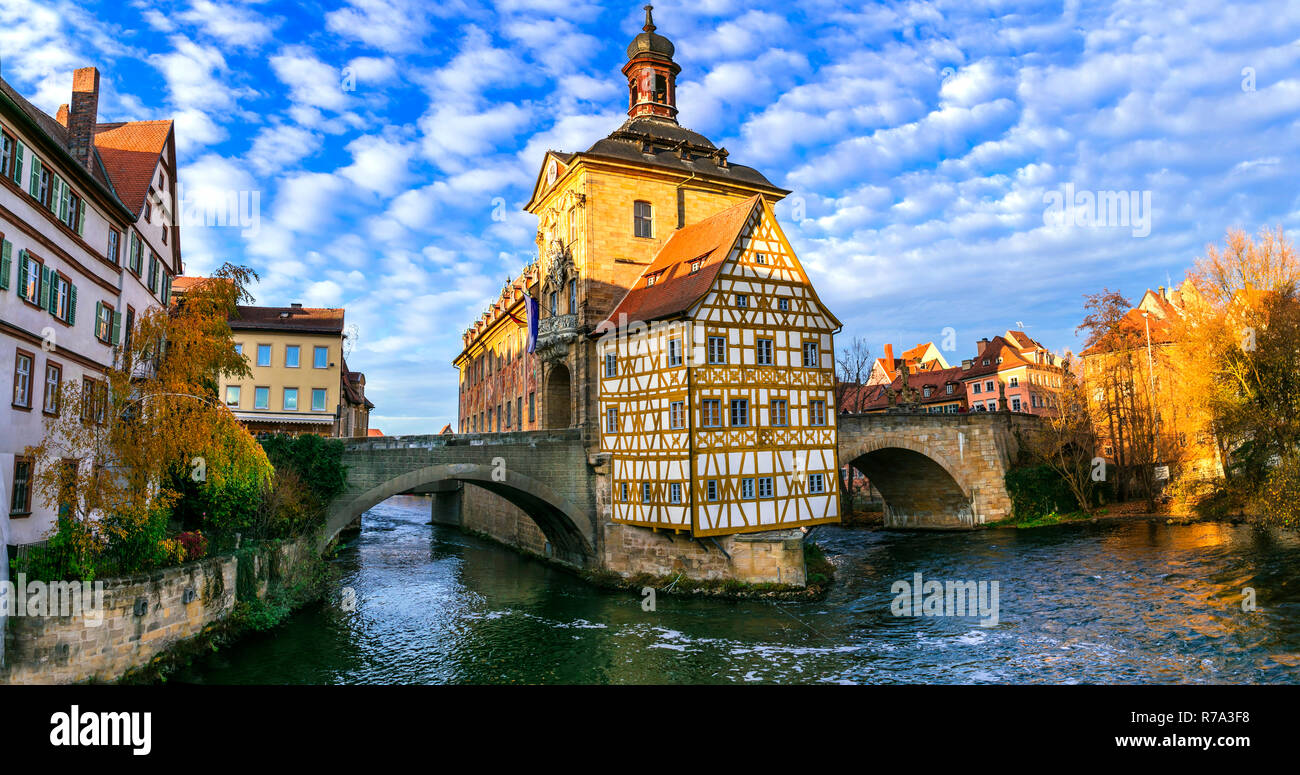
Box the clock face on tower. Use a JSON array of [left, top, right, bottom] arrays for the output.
[[546, 158, 558, 186]]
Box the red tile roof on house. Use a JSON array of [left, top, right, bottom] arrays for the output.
[[600, 195, 761, 328], [845, 364, 971, 412], [229, 305, 345, 334], [93, 120, 172, 217], [368, 428, 384, 437]]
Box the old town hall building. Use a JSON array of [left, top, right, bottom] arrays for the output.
[[454, 8, 841, 539]]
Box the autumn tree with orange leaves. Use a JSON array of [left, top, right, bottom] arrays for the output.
[[1176, 226, 1300, 525], [23, 264, 273, 579]]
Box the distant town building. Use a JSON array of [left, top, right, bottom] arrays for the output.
[[845, 364, 969, 414], [960, 330, 1066, 415], [2, 66, 180, 549], [1078, 281, 1220, 478], [866, 341, 950, 385]]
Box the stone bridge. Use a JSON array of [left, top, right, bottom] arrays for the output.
[[838, 411, 1037, 528], [322, 412, 1039, 577], [321, 429, 599, 567]]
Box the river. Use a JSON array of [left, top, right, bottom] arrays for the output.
[[175, 495, 1300, 684]]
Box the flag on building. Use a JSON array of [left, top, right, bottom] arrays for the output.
[[526, 295, 539, 353]]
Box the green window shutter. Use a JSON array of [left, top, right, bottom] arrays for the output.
[[11, 142, 22, 184], [95, 301, 103, 337], [17, 250, 28, 300], [67, 283, 77, 325], [38, 265, 50, 309], [28, 156, 40, 197], [111, 311, 122, 345], [0, 239, 10, 291], [162, 273, 172, 304], [51, 176, 62, 215], [58, 179, 70, 220], [76, 200, 85, 235]]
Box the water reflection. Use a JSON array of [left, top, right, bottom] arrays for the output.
[[176, 495, 1300, 685]]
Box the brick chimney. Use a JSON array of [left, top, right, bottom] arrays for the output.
[[68, 67, 100, 170], [56, 104, 69, 127], [884, 343, 894, 363], [976, 337, 990, 355]]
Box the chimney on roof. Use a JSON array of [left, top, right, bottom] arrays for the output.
[[291, 302, 302, 309], [68, 67, 99, 170], [976, 337, 990, 355], [884, 343, 894, 363], [56, 104, 69, 127]]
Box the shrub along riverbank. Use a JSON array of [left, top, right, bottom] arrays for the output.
[[16, 434, 347, 585]]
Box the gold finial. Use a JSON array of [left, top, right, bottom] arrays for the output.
[[643, 4, 655, 33]]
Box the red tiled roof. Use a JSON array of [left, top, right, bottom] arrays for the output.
[[601, 195, 761, 328], [172, 276, 208, 292], [93, 120, 172, 216], [842, 363, 971, 412], [229, 305, 344, 333], [368, 428, 384, 437]]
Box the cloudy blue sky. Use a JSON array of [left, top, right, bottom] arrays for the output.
[[3, 0, 1299, 434]]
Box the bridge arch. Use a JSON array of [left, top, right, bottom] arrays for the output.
[[840, 433, 978, 529], [322, 462, 594, 566]]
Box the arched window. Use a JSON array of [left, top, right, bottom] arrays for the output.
[[633, 200, 652, 238]]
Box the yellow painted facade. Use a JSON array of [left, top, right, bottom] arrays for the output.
[[222, 329, 341, 432]]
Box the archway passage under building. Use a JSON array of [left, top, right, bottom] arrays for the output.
[[544, 363, 572, 429]]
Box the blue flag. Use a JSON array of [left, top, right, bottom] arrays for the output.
[[526, 295, 539, 354]]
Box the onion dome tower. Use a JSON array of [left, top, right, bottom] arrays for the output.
[[623, 5, 680, 121]]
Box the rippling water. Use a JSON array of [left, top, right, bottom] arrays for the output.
[[176, 495, 1300, 684]]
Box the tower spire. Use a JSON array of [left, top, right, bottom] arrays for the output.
[[623, 5, 680, 121]]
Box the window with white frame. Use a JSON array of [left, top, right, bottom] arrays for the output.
[[707, 336, 726, 364], [669, 401, 684, 429], [802, 341, 819, 368]]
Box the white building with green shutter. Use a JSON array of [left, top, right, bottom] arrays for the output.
[[0, 66, 181, 563]]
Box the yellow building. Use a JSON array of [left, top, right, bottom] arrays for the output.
[[182, 299, 373, 437], [599, 195, 842, 536]]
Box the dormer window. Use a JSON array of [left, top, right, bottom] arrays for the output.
[[690, 259, 702, 274], [646, 272, 659, 287]]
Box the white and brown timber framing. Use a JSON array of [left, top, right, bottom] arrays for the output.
[[598, 195, 842, 537]]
